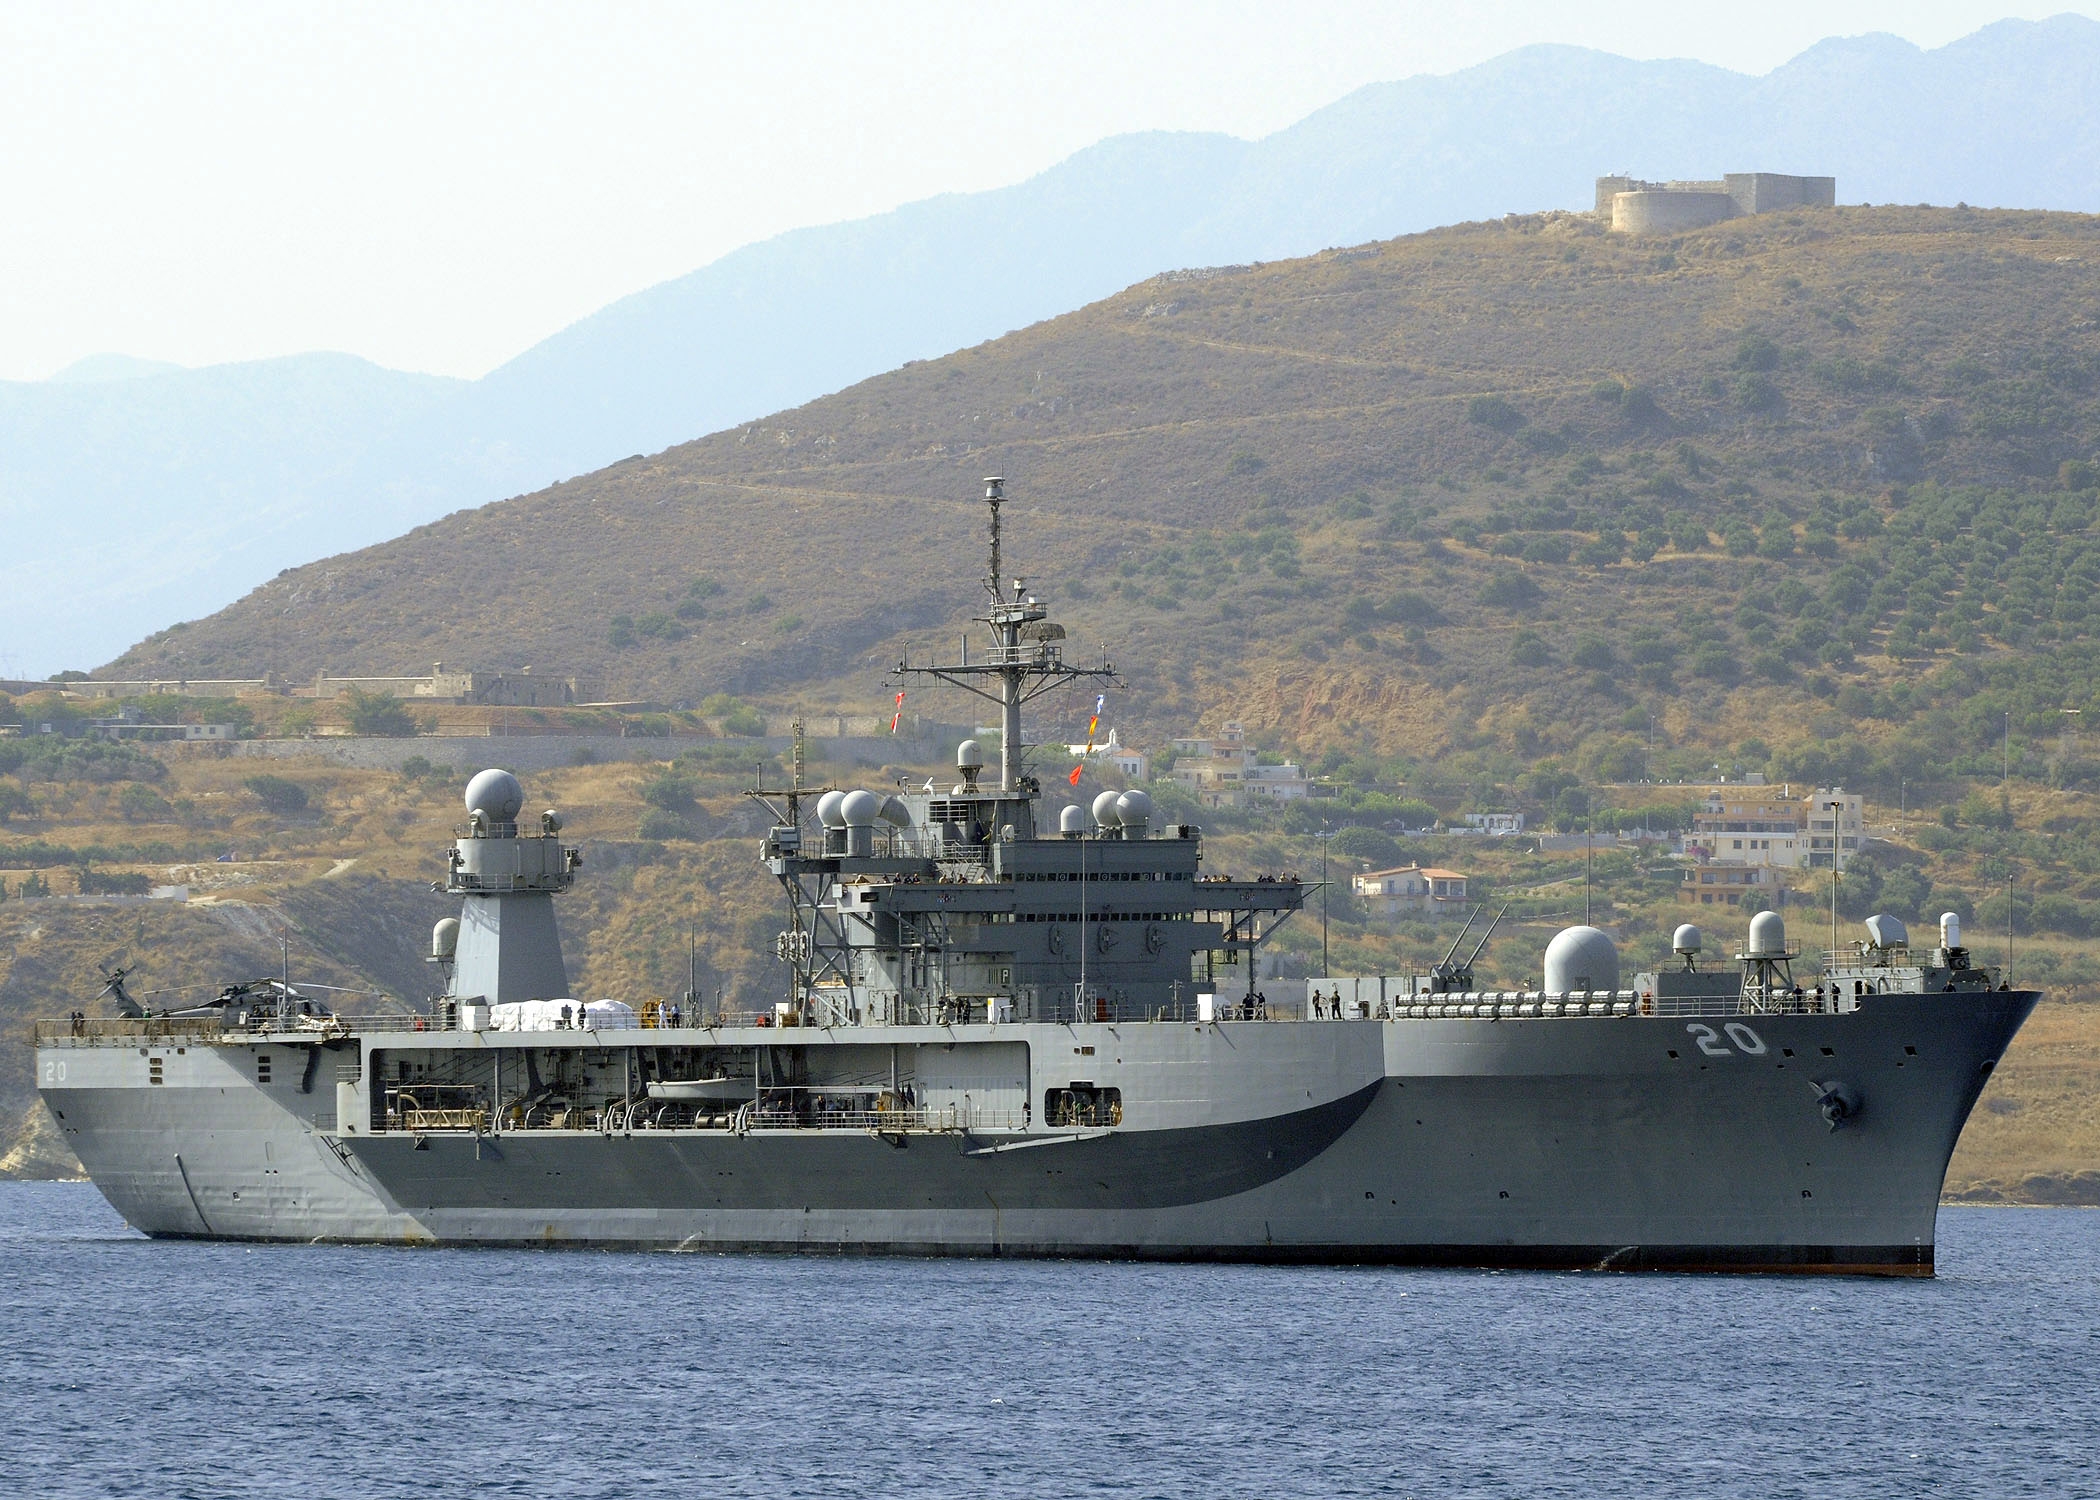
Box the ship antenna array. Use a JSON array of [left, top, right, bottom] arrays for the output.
[[744, 715, 835, 828], [889, 478, 1118, 794], [985, 477, 1004, 608]]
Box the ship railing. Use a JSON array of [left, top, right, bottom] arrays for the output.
[[388, 1100, 1029, 1135], [395, 1106, 492, 1132], [36, 1017, 227, 1044], [1646, 990, 1846, 1018], [974, 645, 1063, 668], [36, 1013, 435, 1045]]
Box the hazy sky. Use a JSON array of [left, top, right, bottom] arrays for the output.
[[1, 1, 2090, 383]]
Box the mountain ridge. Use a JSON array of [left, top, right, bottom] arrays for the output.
[[100, 203, 2100, 800], [19, 17, 2100, 674]]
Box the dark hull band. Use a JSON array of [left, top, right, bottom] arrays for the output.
[[132, 1227, 1934, 1276]]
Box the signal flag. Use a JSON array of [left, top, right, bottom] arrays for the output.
[[890, 690, 905, 734], [1068, 763, 1084, 786]]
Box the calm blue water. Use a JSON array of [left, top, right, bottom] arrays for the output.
[[2, 1184, 2096, 1499]]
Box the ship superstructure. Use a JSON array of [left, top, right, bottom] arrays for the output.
[[34, 483, 2036, 1272]]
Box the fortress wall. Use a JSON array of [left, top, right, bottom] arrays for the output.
[[1594, 176, 1638, 214], [1611, 190, 1737, 235], [1725, 173, 1838, 214]]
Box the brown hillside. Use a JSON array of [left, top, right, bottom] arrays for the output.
[[106, 206, 2100, 765]]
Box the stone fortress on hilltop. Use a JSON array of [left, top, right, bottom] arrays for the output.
[[1597, 172, 1835, 234]]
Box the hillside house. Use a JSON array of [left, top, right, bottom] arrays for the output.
[[1682, 863, 1782, 907], [1352, 865, 1470, 916], [1462, 812, 1526, 835], [1683, 785, 1863, 872], [1169, 722, 1309, 806]]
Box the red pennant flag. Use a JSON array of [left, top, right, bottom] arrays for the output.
[[1068, 764, 1084, 786]]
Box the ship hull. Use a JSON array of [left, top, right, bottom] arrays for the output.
[[37, 992, 2032, 1273]]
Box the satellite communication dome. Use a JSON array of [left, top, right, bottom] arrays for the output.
[[1115, 789, 1154, 830], [1864, 914, 1909, 950], [1672, 924, 1703, 956], [956, 739, 986, 770], [1092, 790, 1123, 828], [1746, 910, 1789, 958], [464, 768, 524, 823], [839, 789, 881, 827], [431, 917, 460, 959], [1543, 926, 1620, 995], [1059, 805, 1087, 834], [816, 790, 848, 829], [1941, 911, 1963, 950]]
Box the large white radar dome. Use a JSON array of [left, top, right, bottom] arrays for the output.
[[1543, 926, 1619, 994], [1115, 789, 1154, 828], [1091, 790, 1123, 828], [816, 790, 848, 829], [464, 768, 524, 822], [1746, 910, 1789, 958], [956, 739, 986, 770], [1672, 924, 1703, 955], [839, 789, 881, 826]]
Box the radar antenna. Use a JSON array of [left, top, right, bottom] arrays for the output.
[[890, 479, 1117, 795]]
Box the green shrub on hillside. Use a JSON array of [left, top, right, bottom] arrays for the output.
[[116, 783, 171, 821], [243, 775, 309, 816], [640, 774, 696, 811], [1478, 572, 1541, 608], [0, 738, 165, 784], [1466, 395, 1524, 432], [343, 688, 423, 737]]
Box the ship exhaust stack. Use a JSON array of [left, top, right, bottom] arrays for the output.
[[445, 768, 580, 1008]]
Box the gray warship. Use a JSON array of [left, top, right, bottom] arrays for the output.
[[36, 481, 2036, 1272]]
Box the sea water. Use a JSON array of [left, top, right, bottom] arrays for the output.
[[1, 1183, 2095, 1499]]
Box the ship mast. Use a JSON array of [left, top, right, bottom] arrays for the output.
[[892, 478, 1116, 796]]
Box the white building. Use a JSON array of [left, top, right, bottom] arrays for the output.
[[1682, 785, 1864, 872], [1462, 812, 1526, 835], [1167, 722, 1307, 806], [1243, 763, 1311, 801], [1352, 865, 1470, 916]]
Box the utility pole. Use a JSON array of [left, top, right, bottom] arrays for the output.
[[1314, 828, 1336, 978], [1827, 798, 1843, 958]]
